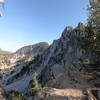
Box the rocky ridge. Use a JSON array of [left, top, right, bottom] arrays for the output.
[[0, 27, 100, 100]]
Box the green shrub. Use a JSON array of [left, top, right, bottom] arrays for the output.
[[10, 91, 24, 100], [30, 72, 41, 96], [7, 67, 14, 72]]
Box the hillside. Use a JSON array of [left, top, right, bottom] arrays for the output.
[[0, 49, 10, 60], [0, 42, 49, 70], [0, 27, 99, 100], [0, 42, 49, 88], [12, 42, 49, 60]]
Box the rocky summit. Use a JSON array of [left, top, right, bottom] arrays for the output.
[[0, 27, 100, 100]]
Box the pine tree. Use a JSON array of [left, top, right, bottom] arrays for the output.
[[31, 72, 41, 94], [89, 0, 100, 29], [87, 0, 100, 62], [77, 22, 85, 32]]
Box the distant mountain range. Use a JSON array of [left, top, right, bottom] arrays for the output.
[[0, 48, 11, 54]]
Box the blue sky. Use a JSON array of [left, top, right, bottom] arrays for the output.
[[0, 0, 89, 52]]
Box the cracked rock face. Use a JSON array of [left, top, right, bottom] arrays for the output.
[[39, 28, 94, 88]]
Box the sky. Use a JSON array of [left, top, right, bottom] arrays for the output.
[[0, 0, 89, 52]]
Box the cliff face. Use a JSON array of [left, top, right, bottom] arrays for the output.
[[37, 27, 97, 89], [32, 27, 100, 100]]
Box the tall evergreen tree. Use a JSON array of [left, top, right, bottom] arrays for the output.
[[89, 0, 100, 29], [88, 0, 100, 62], [77, 22, 85, 32]]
